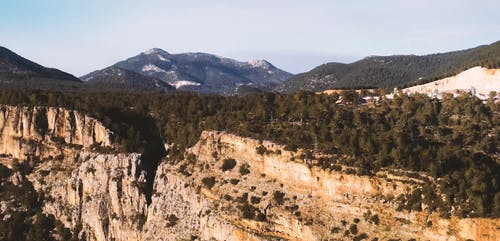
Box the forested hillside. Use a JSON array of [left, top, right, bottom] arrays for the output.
[[281, 41, 500, 92], [0, 88, 498, 219], [0, 46, 80, 84]]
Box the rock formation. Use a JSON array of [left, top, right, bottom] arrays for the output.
[[0, 105, 498, 241]]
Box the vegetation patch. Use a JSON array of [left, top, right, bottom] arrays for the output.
[[201, 176, 216, 189], [221, 158, 237, 172]]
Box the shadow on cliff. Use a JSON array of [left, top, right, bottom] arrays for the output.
[[95, 107, 166, 205]]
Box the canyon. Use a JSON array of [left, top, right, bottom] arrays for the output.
[[0, 105, 498, 240]]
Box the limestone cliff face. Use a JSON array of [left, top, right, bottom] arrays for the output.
[[29, 151, 147, 241], [0, 105, 498, 241], [0, 105, 146, 241], [143, 131, 498, 241], [0, 105, 112, 163]]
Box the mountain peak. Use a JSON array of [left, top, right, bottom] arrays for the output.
[[143, 48, 170, 56], [248, 59, 272, 69], [83, 49, 291, 94]]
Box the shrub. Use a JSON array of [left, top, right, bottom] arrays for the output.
[[255, 212, 267, 222], [250, 196, 261, 204], [201, 176, 216, 189], [349, 224, 358, 235], [236, 192, 249, 203], [223, 194, 233, 201], [273, 191, 286, 205], [370, 214, 379, 225], [166, 214, 178, 227], [221, 158, 237, 172], [353, 233, 368, 241], [256, 145, 267, 155], [186, 153, 196, 162], [229, 178, 240, 185], [239, 163, 251, 175], [239, 203, 256, 219]]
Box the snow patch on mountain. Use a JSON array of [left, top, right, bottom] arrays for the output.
[[170, 80, 201, 89], [248, 59, 271, 69], [142, 64, 167, 73], [154, 54, 169, 62], [143, 48, 169, 55]]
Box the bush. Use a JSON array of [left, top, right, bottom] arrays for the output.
[[166, 214, 178, 227], [223, 194, 233, 201], [236, 193, 249, 203], [250, 196, 261, 204], [239, 203, 256, 219], [201, 176, 216, 189], [273, 191, 285, 205], [353, 233, 368, 241], [221, 158, 237, 172], [349, 224, 358, 235], [256, 145, 267, 155], [239, 163, 251, 175]]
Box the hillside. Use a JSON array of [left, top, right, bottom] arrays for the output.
[[83, 66, 174, 92], [82, 48, 292, 94], [280, 41, 500, 92], [0, 46, 80, 84]]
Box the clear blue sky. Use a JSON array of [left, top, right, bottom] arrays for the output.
[[1, 0, 499, 76]]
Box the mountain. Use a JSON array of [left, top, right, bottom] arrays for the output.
[[280, 41, 500, 93], [0, 46, 80, 84], [83, 66, 174, 92], [81, 48, 292, 94]]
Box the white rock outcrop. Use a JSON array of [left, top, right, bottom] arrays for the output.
[[404, 67, 500, 98]]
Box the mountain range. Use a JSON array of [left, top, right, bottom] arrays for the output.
[[0, 41, 499, 94], [280, 41, 500, 92], [81, 48, 292, 94]]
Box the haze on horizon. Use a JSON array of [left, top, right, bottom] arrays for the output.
[[1, 0, 499, 76]]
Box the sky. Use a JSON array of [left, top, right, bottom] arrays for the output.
[[1, 0, 499, 76]]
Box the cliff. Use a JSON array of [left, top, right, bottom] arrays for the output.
[[0, 105, 111, 163], [144, 131, 499, 241], [0, 105, 498, 240], [0, 105, 145, 241]]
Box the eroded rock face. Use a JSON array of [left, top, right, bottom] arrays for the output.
[[0, 105, 112, 163], [29, 151, 147, 241], [144, 131, 499, 241], [0, 105, 498, 241], [0, 105, 146, 241]]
